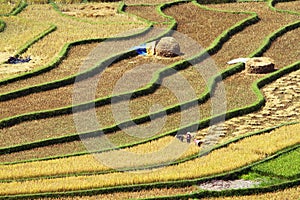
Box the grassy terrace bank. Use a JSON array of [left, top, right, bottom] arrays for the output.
[[0, 0, 299, 161], [0, 3, 246, 120], [0, 0, 299, 199], [0, 2, 146, 80], [0, 0, 298, 161], [0, 123, 299, 195], [0, 1, 248, 148]]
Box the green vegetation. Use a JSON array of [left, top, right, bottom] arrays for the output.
[[252, 147, 300, 179], [0, 0, 299, 198]]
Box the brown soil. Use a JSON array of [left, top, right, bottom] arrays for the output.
[[0, 2, 299, 162], [0, 3, 146, 80], [163, 2, 249, 48], [276, 1, 300, 13], [0, 4, 241, 118], [0, 4, 242, 119], [0, 55, 181, 120], [125, 5, 169, 25], [195, 26, 300, 142], [206, 2, 299, 69], [0, 140, 86, 163]]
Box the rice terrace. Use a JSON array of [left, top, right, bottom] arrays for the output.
[[0, 0, 299, 198]]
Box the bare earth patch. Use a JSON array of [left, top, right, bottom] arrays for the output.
[[198, 179, 259, 191]]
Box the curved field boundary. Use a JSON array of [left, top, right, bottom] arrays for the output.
[[0, 0, 27, 33], [1, 2, 299, 157], [124, 3, 174, 25], [0, 3, 152, 87], [0, 2, 258, 124], [0, 1, 171, 95], [14, 24, 57, 57], [122, 3, 164, 25], [0, 0, 299, 198], [0, 24, 57, 65], [0, 0, 297, 156], [0, 2, 256, 124], [252, 147, 300, 180], [269, 0, 300, 15], [143, 144, 300, 199], [0, 122, 299, 198], [0, 25, 153, 87], [141, 180, 300, 200], [1, 15, 299, 157], [140, 148, 300, 200], [0, 0, 27, 17], [0, 3, 259, 153], [0, 19, 298, 174], [0, 121, 297, 182]]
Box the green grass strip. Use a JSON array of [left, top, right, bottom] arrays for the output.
[[269, 0, 300, 15], [0, 1, 174, 95], [0, 0, 298, 196], [0, 0, 27, 16], [15, 24, 57, 57], [1, 124, 299, 199], [6, 17, 299, 157], [0, 2, 257, 122], [140, 179, 300, 199], [0, 24, 57, 65], [252, 147, 300, 179], [0, 19, 5, 32], [0, 2, 298, 164], [0, 0, 27, 33], [8, 0, 27, 16], [0, 2, 152, 87], [123, 3, 173, 25], [0, 1, 296, 163], [0, 3, 258, 153], [0, 25, 152, 86], [0, 121, 297, 183], [0, 0, 298, 163]]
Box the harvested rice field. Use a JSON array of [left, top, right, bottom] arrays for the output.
[[0, 0, 299, 199]]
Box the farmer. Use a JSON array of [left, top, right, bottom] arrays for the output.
[[194, 139, 203, 147], [175, 134, 184, 142], [186, 132, 192, 143]]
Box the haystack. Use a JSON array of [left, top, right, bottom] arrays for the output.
[[155, 37, 180, 57], [245, 57, 275, 74]]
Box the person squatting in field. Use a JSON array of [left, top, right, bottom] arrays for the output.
[[175, 132, 203, 147]]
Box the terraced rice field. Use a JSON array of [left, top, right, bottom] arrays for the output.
[[0, 0, 299, 199]]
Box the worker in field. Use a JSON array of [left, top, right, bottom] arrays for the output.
[[194, 139, 203, 147], [186, 132, 192, 143]]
